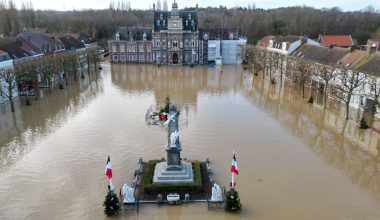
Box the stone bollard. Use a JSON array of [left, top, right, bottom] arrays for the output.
[[184, 194, 190, 203], [157, 194, 163, 204]]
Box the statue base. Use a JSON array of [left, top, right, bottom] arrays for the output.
[[153, 161, 194, 184]]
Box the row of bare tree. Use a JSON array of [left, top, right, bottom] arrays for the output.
[[1, 1, 380, 46], [243, 45, 380, 120], [0, 48, 99, 112]]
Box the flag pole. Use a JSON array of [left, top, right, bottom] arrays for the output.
[[231, 172, 234, 189], [109, 178, 113, 191]]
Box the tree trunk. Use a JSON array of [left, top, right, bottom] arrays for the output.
[[301, 82, 305, 98], [345, 94, 352, 120], [323, 82, 328, 109], [345, 102, 350, 120], [9, 96, 14, 112]]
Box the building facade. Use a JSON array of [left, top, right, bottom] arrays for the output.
[[152, 1, 199, 65], [109, 27, 153, 63]]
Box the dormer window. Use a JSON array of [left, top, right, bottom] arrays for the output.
[[143, 32, 147, 41], [186, 20, 188, 26], [188, 13, 191, 20], [163, 20, 166, 26], [129, 32, 134, 41], [116, 32, 120, 40], [203, 33, 208, 40], [160, 13, 163, 20], [229, 32, 234, 40], [157, 19, 160, 26], [191, 20, 195, 30]]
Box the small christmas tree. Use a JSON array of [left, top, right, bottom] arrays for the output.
[[103, 190, 120, 216], [225, 189, 241, 212], [359, 117, 369, 129]]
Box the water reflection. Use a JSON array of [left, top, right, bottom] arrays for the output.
[[110, 64, 243, 107], [242, 73, 380, 197], [0, 70, 103, 170], [0, 63, 380, 219]]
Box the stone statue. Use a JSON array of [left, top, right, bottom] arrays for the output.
[[170, 130, 179, 148], [122, 184, 135, 203], [211, 183, 223, 202], [163, 112, 177, 128]]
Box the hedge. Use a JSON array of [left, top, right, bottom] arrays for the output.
[[143, 160, 202, 194]]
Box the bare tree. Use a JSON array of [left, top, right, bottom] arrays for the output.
[[317, 63, 335, 109], [335, 68, 367, 120], [278, 53, 287, 85], [0, 67, 17, 112], [293, 58, 314, 98]]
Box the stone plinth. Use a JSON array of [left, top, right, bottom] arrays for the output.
[[153, 161, 194, 184]]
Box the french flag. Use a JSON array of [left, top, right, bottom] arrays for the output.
[[230, 151, 239, 175], [105, 156, 112, 179]]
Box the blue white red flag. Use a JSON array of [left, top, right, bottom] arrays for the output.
[[230, 151, 239, 175], [105, 156, 112, 179]]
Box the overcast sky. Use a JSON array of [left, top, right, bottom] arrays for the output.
[[11, 0, 380, 11]]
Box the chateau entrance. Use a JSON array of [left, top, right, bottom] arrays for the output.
[[172, 53, 179, 64]]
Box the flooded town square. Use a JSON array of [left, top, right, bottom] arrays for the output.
[[1, 63, 380, 220]]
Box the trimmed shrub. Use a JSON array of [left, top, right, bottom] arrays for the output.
[[143, 160, 202, 194]]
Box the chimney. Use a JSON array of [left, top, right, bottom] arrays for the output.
[[153, 3, 155, 11]]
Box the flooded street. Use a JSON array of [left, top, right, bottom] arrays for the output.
[[0, 63, 380, 220]]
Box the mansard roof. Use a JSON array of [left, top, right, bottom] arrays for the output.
[[117, 27, 152, 41], [154, 11, 170, 31], [199, 28, 238, 40], [154, 10, 198, 31], [180, 11, 198, 31]]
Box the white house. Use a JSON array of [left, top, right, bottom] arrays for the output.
[[0, 50, 17, 104]]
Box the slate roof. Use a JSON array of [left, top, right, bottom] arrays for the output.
[[180, 11, 198, 31], [291, 44, 329, 61], [154, 11, 170, 31], [116, 27, 152, 41], [319, 35, 355, 47], [199, 28, 237, 40], [77, 33, 97, 45], [58, 34, 85, 51], [20, 32, 60, 48], [154, 10, 198, 31]]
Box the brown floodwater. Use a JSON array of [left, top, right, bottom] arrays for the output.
[[0, 63, 380, 220]]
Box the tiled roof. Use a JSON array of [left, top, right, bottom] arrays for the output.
[[367, 39, 380, 48], [354, 54, 380, 75], [0, 50, 8, 55], [339, 50, 367, 67], [256, 35, 274, 48], [0, 37, 30, 59], [319, 35, 354, 47], [318, 47, 349, 65]]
